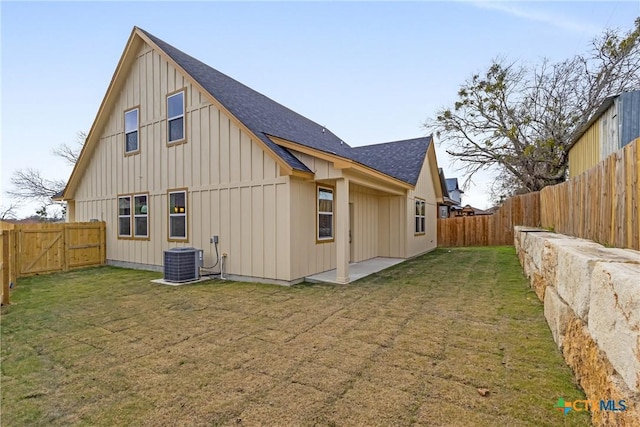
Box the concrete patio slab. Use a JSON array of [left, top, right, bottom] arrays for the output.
[[305, 257, 404, 284]]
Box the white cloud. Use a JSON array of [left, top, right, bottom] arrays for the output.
[[472, 1, 601, 35]]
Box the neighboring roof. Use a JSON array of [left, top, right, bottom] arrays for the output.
[[445, 178, 463, 194], [351, 137, 432, 186], [438, 168, 450, 199]]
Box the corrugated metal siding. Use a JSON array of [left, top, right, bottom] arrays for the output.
[[620, 91, 640, 148], [600, 101, 619, 160], [569, 122, 601, 178]]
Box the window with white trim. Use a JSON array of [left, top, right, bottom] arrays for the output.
[[169, 190, 187, 240], [415, 199, 426, 234], [167, 91, 185, 143], [124, 108, 139, 153], [317, 187, 334, 241], [134, 194, 148, 238], [118, 196, 132, 237]]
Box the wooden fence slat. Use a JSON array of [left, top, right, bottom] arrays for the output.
[[438, 138, 638, 250]]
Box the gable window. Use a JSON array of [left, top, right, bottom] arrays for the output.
[[415, 199, 426, 234], [317, 186, 334, 241], [167, 91, 185, 143], [124, 108, 139, 153], [169, 189, 188, 240], [134, 194, 148, 238], [118, 196, 132, 237]]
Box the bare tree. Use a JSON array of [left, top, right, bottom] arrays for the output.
[[6, 169, 66, 205], [51, 131, 86, 166], [0, 203, 19, 221], [6, 131, 86, 215], [426, 18, 640, 197]]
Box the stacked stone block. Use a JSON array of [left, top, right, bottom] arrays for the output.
[[515, 227, 640, 426]]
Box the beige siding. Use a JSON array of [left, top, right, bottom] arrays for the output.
[[289, 178, 336, 280], [378, 196, 405, 258], [569, 120, 602, 178], [406, 152, 438, 257], [73, 42, 292, 281], [349, 184, 380, 262]]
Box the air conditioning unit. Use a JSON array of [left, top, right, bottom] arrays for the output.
[[163, 247, 203, 283]]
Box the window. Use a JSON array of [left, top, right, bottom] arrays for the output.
[[124, 108, 139, 153], [118, 196, 132, 237], [169, 190, 187, 240], [439, 205, 449, 219], [415, 199, 426, 234], [317, 186, 334, 241], [118, 193, 149, 239], [134, 194, 148, 238], [167, 91, 185, 143]]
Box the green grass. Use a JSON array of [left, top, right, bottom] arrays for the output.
[[1, 247, 590, 426]]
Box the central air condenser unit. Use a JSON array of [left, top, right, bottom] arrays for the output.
[[163, 247, 203, 283]]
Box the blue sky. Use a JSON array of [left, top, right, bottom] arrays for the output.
[[1, 1, 638, 217]]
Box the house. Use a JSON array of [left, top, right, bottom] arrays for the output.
[[437, 168, 457, 218], [56, 27, 443, 285], [568, 90, 640, 178], [445, 178, 463, 205]]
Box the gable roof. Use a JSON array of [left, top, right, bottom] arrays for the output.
[[351, 137, 432, 186], [139, 28, 353, 173], [445, 178, 463, 193], [61, 27, 436, 199]]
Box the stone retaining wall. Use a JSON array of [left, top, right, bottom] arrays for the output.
[[515, 227, 640, 426]]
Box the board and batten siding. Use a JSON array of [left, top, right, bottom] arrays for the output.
[[73, 42, 293, 281], [406, 153, 437, 258]]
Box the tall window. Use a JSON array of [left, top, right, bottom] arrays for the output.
[[317, 186, 334, 241], [118, 196, 132, 237], [167, 91, 185, 143], [169, 190, 187, 240], [415, 199, 426, 234], [134, 194, 148, 238], [124, 108, 139, 153]]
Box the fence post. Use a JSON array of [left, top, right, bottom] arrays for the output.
[[1, 230, 10, 305]]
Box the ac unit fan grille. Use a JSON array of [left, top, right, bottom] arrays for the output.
[[164, 248, 198, 282]]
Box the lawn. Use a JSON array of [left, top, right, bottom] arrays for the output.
[[1, 247, 590, 426]]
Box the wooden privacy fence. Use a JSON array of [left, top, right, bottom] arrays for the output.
[[0, 222, 106, 304], [540, 138, 639, 251], [437, 192, 540, 247], [438, 137, 639, 250]]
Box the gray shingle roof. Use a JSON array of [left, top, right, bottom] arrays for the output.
[[351, 137, 432, 185], [445, 178, 462, 193], [139, 28, 429, 185]]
